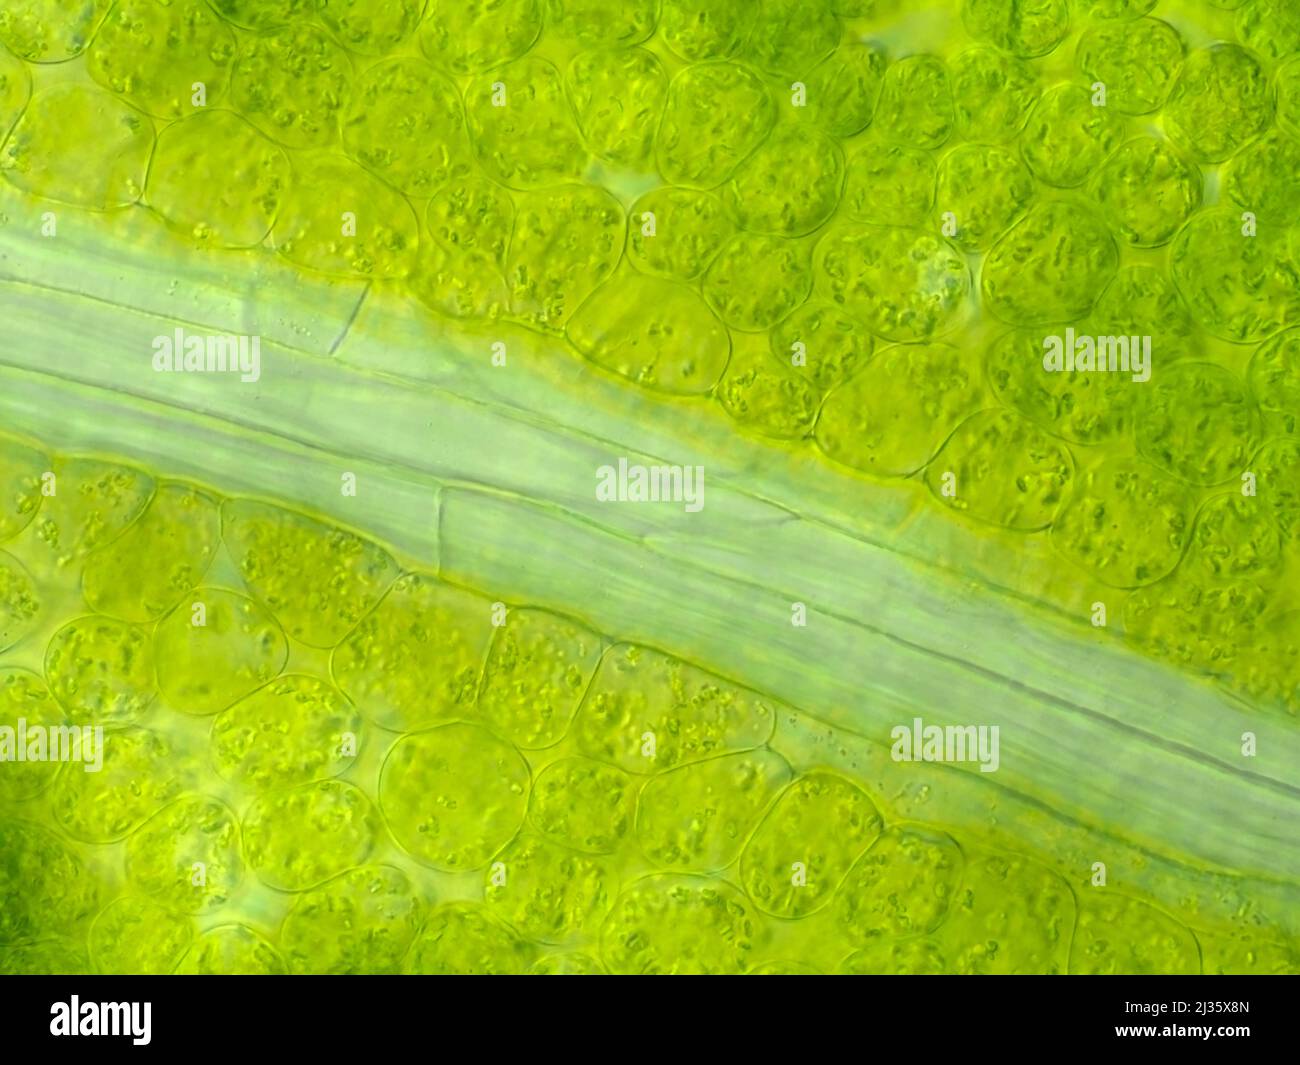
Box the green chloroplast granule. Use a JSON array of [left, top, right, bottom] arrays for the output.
[[0, 0, 1297, 978]]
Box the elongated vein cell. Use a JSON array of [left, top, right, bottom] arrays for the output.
[[0, 0, 1299, 975]]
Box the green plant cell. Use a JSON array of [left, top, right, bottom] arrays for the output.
[[146, 109, 291, 249], [568, 271, 732, 394], [341, 58, 469, 198], [742, 0, 841, 78], [1021, 83, 1125, 189], [727, 126, 845, 238], [332, 573, 494, 732], [506, 183, 624, 331], [566, 47, 667, 171], [1051, 456, 1194, 588], [1070, 893, 1203, 975], [703, 232, 813, 332], [983, 200, 1118, 325], [271, 152, 420, 279], [379, 721, 530, 871], [209, 674, 361, 792], [1188, 493, 1283, 581], [0, 84, 154, 210], [627, 186, 736, 282], [1248, 327, 1300, 434], [600, 874, 762, 975], [89, 895, 193, 975], [814, 224, 970, 342], [316, 0, 423, 57], [124, 795, 243, 913], [1224, 129, 1300, 224], [44, 614, 157, 728], [0, 436, 45, 544], [545, 0, 658, 46], [280, 865, 422, 975], [173, 925, 286, 975], [0, 668, 66, 801], [835, 825, 964, 943], [478, 607, 604, 749], [948, 46, 1039, 145], [925, 409, 1075, 531], [804, 40, 887, 139], [740, 771, 882, 919], [81, 483, 221, 622], [51, 727, 185, 844], [0, 0, 113, 62], [466, 56, 588, 190], [0, 552, 41, 653], [1134, 361, 1256, 487], [87, 0, 236, 121], [715, 334, 821, 439], [656, 61, 775, 189], [816, 341, 985, 477], [221, 498, 399, 648], [231, 23, 354, 150], [961, 0, 1070, 58], [206, 0, 314, 32], [0, 822, 99, 944], [1091, 136, 1200, 248], [1089, 264, 1197, 353], [984, 328, 1139, 447], [841, 142, 936, 228], [935, 144, 1035, 254], [1075, 17, 1184, 115], [770, 300, 874, 393], [658, 0, 747, 62], [485, 834, 610, 942], [404, 901, 535, 974], [1162, 44, 1272, 164], [635, 748, 794, 872], [573, 644, 779, 774], [1171, 208, 1300, 343], [30, 459, 153, 570], [418, 0, 542, 75], [527, 756, 637, 854], [873, 54, 955, 150], [934, 854, 1075, 975], [153, 587, 288, 716], [243, 780, 380, 891], [1234, 0, 1300, 63]]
